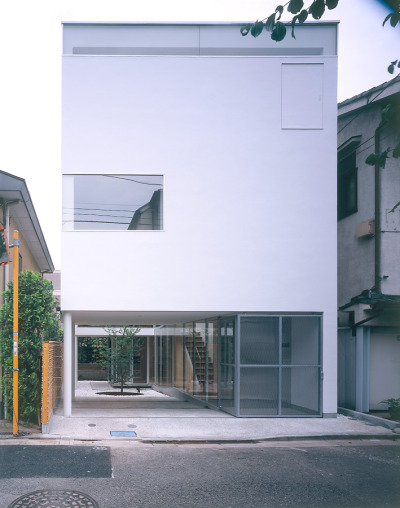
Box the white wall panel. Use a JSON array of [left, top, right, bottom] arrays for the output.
[[62, 54, 337, 316]]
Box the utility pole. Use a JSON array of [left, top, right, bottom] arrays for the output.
[[12, 230, 19, 436]]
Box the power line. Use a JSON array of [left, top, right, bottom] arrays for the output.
[[102, 175, 162, 186]]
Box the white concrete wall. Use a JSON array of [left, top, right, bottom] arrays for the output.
[[62, 54, 337, 310]]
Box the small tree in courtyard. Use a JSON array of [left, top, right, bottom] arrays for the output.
[[0, 270, 62, 424], [104, 327, 143, 393]]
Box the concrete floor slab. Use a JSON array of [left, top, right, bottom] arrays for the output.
[[36, 381, 399, 442]]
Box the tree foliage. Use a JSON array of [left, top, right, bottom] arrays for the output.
[[97, 327, 143, 393], [241, 1, 400, 44], [0, 270, 62, 424]]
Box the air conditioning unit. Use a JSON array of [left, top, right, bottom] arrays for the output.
[[356, 220, 375, 239]]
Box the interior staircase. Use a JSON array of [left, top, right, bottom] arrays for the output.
[[185, 335, 214, 395]]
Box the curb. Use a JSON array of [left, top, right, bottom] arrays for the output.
[[338, 407, 400, 430], [0, 433, 399, 445]]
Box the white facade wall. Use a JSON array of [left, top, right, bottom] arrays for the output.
[[61, 23, 338, 414]]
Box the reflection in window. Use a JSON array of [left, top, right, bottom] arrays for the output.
[[63, 175, 163, 230]]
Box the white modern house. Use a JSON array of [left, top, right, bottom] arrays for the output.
[[61, 22, 338, 418], [337, 79, 400, 414]]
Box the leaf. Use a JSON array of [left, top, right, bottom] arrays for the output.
[[275, 5, 284, 21], [251, 20, 264, 38], [288, 0, 304, 14], [393, 141, 400, 158], [389, 201, 400, 213], [291, 16, 298, 39], [298, 9, 308, 23], [391, 12, 400, 27], [383, 13, 392, 27], [378, 148, 391, 168], [265, 13, 276, 32], [325, 0, 339, 9], [271, 21, 287, 42], [309, 0, 325, 20], [388, 59, 399, 74], [240, 23, 251, 36], [365, 153, 379, 166], [381, 104, 392, 122]]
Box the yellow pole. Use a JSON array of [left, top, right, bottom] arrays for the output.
[[12, 230, 19, 436]]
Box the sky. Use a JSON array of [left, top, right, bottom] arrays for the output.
[[0, 0, 398, 269]]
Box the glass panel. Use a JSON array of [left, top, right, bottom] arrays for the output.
[[148, 336, 155, 384], [281, 367, 320, 415], [240, 317, 279, 365], [184, 323, 194, 395], [207, 320, 219, 404], [221, 320, 235, 365], [63, 174, 163, 230], [175, 326, 184, 390], [282, 317, 320, 365], [133, 339, 147, 383], [240, 367, 278, 416], [220, 318, 235, 414], [194, 321, 207, 399], [220, 364, 235, 412]]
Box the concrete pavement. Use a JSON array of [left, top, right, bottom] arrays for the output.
[[1, 381, 399, 443]]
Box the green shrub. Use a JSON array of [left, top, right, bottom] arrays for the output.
[[0, 270, 62, 424]]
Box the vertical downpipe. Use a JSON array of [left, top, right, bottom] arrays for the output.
[[374, 126, 382, 291]]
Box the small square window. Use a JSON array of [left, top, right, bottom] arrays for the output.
[[338, 151, 357, 220]]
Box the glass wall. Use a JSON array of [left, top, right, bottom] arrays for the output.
[[238, 315, 321, 417], [152, 314, 322, 417]]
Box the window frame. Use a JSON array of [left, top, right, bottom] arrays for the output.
[[338, 143, 359, 221]]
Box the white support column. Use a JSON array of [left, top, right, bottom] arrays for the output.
[[63, 311, 72, 417]]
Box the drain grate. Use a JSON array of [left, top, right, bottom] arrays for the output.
[[8, 489, 99, 507], [110, 431, 137, 437]]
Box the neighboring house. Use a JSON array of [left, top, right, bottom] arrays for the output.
[[0, 169, 55, 417], [0, 170, 54, 293], [337, 78, 400, 413], [61, 22, 338, 418], [44, 270, 61, 306]]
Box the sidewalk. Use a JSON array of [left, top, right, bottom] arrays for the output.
[[1, 381, 399, 443]]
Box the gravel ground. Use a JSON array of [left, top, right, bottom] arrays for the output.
[[75, 380, 171, 399]]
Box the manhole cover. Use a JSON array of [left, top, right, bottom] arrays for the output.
[[8, 489, 99, 507]]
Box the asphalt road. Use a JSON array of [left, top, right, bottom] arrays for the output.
[[1, 440, 400, 508]]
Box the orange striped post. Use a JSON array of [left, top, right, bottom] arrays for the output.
[[12, 230, 19, 436]]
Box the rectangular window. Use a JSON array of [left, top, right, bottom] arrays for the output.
[[338, 152, 357, 220], [63, 174, 163, 230]]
